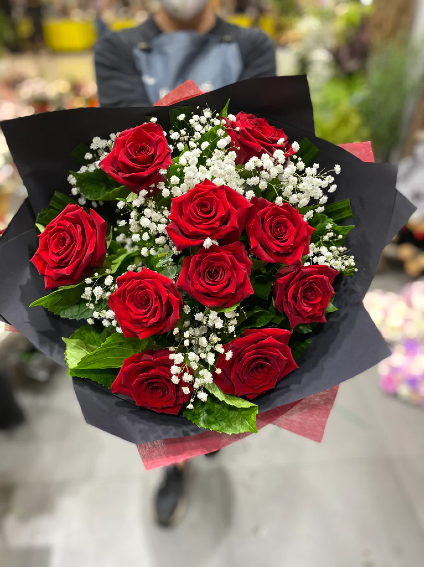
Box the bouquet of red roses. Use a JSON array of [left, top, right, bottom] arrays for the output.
[[0, 77, 414, 465]]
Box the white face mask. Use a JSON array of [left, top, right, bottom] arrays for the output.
[[158, 0, 209, 21]]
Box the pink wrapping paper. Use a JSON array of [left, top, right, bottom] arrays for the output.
[[138, 386, 338, 470]]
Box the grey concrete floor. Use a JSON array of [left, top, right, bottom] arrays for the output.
[[0, 364, 423, 567], [0, 272, 423, 567]]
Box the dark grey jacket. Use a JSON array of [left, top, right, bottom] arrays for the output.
[[94, 16, 276, 107]]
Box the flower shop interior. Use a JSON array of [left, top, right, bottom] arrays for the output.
[[0, 0, 423, 566]]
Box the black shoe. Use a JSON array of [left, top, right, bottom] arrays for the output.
[[155, 465, 187, 527]]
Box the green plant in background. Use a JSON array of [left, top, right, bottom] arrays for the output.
[[311, 40, 423, 162], [311, 74, 370, 146], [357, 40, 424, 162], [0, 10, 14, 56]]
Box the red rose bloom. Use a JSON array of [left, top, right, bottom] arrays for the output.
[[246, 197, 315, 264], [99, 122, 172, 193], [215, 329, 298, 399], [273, 264, 338, 328], [166, 179, 252, 250], [177, 242, 253, 309], [224, 112, 295, 165], [108, 269, 182, 339], [31, 203, 107, 290], [111, 349, 191, 415]]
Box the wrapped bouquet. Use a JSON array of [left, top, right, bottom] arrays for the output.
[[0, 77, 415, 467]]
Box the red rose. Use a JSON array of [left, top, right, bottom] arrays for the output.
[[108, 269, 182, 339], [224, 112, 295, 165], [99, 122, 172, 193], [166, 179, 252, 250], [246, 197, 315, 264], [273, 264, 338, 328], [177, 242, 254, 309], [215, 328, 298, 399], [111, 349, 191, 415], [31, 203, 107, 290]]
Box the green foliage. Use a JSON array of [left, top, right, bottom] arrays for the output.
[[310, 213, 354, 246], [70, 368, 119, 389], [323, 198, 353, 222], [183, 384, 258, 434], [253, 279, 273, 301], [36, 192, 79, 229], [293, 323, 315, 334], [312, 74, 369, 147], [357, 41, 424, 161], [169, 105, 192, 132], [290, 337, 312, 361], [71, 143, 96, 165], [237, 307, 275, 332], [63, 325, 111, 368], [71, 169, 129, 201], [67, 331, 150, 371], [326, 297, 338, 314], [220, 99, 230, 118], [297, 137, 321, 166], [30, 282, 94, 321]]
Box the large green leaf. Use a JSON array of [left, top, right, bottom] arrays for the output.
[[70, 367, 119, 388], [183, 390, 258, 434], [30, 282, 92, 320], [206, 383, 257, 409], [71, 333, 150, 370], [71, 169, 129, 201], [297, 137, 321, 166], [63, 325, 111, 368], [36, 192, 79, 228], [324, 198, 353, 222]]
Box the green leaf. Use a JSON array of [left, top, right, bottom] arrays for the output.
[[213, 303, 240, 313], [183, 392, 258, 434], [324, 198, 353, 222], [326, 297, 338, 313], [310, 213, 354, 246], [253, 279, 273, 300], [294, 323, 314, 334], [290, 338, 311, 360], [71, 143, 95, 165], [297, 137, 321, 166], [206, 383, 257, 409], [109, 250, 140, 275], [70, 367, 119, 388], [71, 169, 129, 201], [30, 282, 90, 320], [35, 223, 45, 233], [159, 265, 177, 279], [72, 333, 150, 370], [238, 308, 274, 331], [169, 105, 192, 132], [63, 325, 111, 368], [220, 99, 230, 118], [251, 258, 268, 272], [36, 192, 78, 227]]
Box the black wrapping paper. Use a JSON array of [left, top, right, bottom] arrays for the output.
[[0, 76, 415, 443]]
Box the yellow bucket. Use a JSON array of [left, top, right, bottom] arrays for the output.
[[43, 19, 97, 52]]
